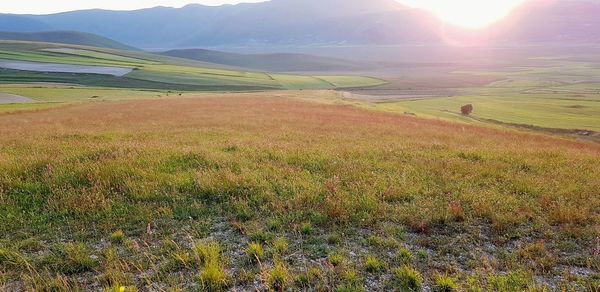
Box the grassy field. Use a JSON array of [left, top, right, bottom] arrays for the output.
[[344, 57, 600, 139], [0, 41, 384, 92], [0, 91, 598, 291]]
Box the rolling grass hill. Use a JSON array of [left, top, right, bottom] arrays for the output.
[[160, 49, 365, 72], [0, 31, 137, 50], [0, 91, 598, 290], [0, 41, 384, 95]]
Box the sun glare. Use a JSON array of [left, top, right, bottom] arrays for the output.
[[403, 0, 527, 29]]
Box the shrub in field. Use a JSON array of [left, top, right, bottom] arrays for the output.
[[461, 104, 473, 116]]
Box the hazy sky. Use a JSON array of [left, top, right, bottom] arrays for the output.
[[1, 0, 450, 14]]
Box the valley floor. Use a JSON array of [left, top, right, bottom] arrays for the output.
[[0, 92, 599, 291]]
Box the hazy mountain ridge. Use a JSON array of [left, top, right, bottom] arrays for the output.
[[0, 0, 597, 48], [160, 48, 366, 71], [0, 31, 138, 50]]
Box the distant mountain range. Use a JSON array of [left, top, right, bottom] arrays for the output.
[[160, 49, 364, 71], [0, 31, 137, 50], [0, 0, 598, 48]]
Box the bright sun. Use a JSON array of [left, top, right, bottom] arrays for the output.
[[401, 0, 527, 29]]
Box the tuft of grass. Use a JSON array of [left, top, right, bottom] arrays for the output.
[[327, 233, 342, 245], [0, 248, 26, 270], [199, 260, 229, 291], [366, 235, 398, 249], [300, 223, 313, 235], [265, 261, 291, 292], [57, 243, 99, 274], [396, 247, 414, 265], [196, 241, 229, 291], [364, 256, 386, 273], [267, 218, 283, 231], [327, 253, 345, 267], [517, 241, 557, 273], [433, 275, 460, 292], [250, 230, 273, 243], [24, 273, 75, 291], [247, 242, 265, 263], [110, 230, 125, 244], [16, 238, 43, 252], [272, 237, 289, 255], [101, 248, 133, 288], [336, 269, 364, 292], [194, 241, 221, 266], [391, 266, 423, 291], [487, 271, 530, 291], [161, 250, 194, 272]]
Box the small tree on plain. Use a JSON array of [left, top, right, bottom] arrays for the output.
[[461, 104, 473, 116]]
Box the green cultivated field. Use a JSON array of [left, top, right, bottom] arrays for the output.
[[342, 57, 600, 140], [0, 41, 384, 94]]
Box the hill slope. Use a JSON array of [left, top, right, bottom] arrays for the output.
[[0, 92, 598, 290], [0, 41, 383, 91], [0, 31, 138, 50], [160, 49, 365, 72]]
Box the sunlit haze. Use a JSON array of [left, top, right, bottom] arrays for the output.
[[400, 0, 528, 29], [1, 0, 525, 29]]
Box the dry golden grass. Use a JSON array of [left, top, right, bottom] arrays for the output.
[[0, 91, 598, 290]]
